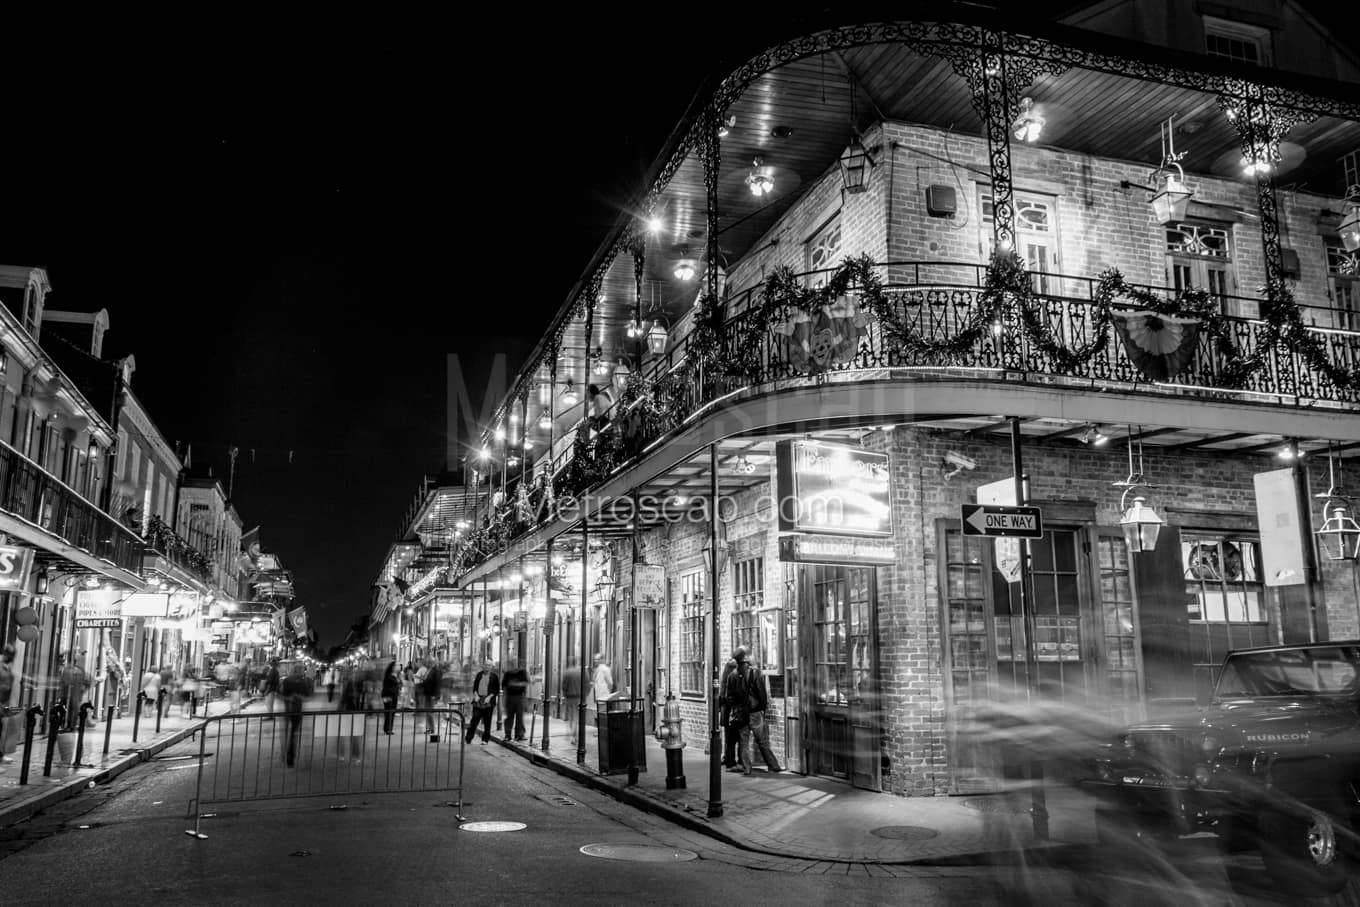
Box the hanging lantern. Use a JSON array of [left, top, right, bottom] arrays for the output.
[[1120, 495, 1164, 553], [1317, 501, 1360, 561], [612, 358, 631, 392], [625, 317, 643, 339], [839, 137, 875, 194], [1150, 171, 1193, 225], [1341, 205, 1360, 254], [646, 322, 668, 355]]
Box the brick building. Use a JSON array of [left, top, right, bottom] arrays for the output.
[[392, 2, 1360, 798]]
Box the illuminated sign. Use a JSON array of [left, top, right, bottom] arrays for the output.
[[75, 588, 122, 628], [776, 440, 891, 536], [0, 545, 35, 593], [122, 593, 170, 617], [778, 534, 897, 566]]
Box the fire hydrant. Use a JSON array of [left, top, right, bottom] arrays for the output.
[[657, 692, 686, 789]]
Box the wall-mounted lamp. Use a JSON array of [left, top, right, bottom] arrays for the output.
[[840, 136, 877, 194]]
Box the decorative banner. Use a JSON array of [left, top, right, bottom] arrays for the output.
[[76, 588, 122, 628], [0, 545, 35, 593], [778, 534, 896, 566], [776, 440, 891, 536], [1254, 467, 1306, 586], [773, 295, 868, 373], [632, 564, 666, 609], [1112, 310, 1201, 381], [122, 592, 170, 617]]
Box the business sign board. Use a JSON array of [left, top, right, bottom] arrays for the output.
[[632, 563, 666, 609], [0, 545, 35, 593], [122, 592, 171, 618], [1254, 467, 1306, 586], [776, 440, 891, 536], [778, 534, 897, 566], [75, 588, 122, 629]]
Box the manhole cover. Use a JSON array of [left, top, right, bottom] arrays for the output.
[[961, 797, 1030, 815], [580, 843, 698, 862], [870, 826, 940, 841], [460, 821, 527, 833]]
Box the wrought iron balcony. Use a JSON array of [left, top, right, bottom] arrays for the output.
[[143, 514, 212, 581], [451, 258, 1360, 578], [0, 440, 143, 573]]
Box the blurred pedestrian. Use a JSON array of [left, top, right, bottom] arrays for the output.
[[57, 652, 91, 731], [418, 656, 443, 738], [591, 654, 613, 705], [280, 663, 312, 767], [0, 644, 16, 767], [336, 669, 366, 762], [381, 660, 400, 735], [140, 666, 161, 718], [560, 658, 581, 734], [501, 659, 529, 742], [262, 658, 281, 720], [324, 665, 337, 703], [464, 661, 499, 745]]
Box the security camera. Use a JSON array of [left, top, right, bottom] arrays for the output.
[[944, 451, 977, 471]]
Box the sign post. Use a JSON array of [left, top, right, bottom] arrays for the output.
[[1009, 417, 1047, 842]]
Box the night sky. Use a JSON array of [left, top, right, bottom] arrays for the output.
[[0, 6, 1353, 648]]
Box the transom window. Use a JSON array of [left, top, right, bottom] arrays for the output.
[[1204, 16, 1271, 67], [1183, 535, 1265, 622], [806, 214, 842, 280], [1166, 224, 1230, 258], [982, 196, 1052, 234], [678, 570, 706, 697]]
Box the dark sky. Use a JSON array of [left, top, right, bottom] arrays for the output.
[[0, 5, 1353, 648]]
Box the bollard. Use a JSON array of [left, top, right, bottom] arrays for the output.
[[73, 702, 95, 769], [155, 690, 166, 733], [132, 692, 145, 743], [19, 706, 42, 785], [43, 702, 65, 778], [103, 705, 114, 757]]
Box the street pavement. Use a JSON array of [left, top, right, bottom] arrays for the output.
[[0, 692, 251, 828], [460, 697, 1101, 866]]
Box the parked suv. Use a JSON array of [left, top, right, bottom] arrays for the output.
[[1086, 642, 1360, 895]]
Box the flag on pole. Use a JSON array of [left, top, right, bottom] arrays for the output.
[[288, 606, 308, 638]]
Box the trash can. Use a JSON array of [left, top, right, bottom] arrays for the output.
[[596, 695, 646, 775]]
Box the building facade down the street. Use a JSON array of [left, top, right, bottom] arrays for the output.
[[380, 1, 1360, 799]]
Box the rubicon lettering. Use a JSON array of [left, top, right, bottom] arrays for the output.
[[1244, 732, 1310, 743]]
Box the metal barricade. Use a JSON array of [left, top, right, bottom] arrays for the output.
[[184, 705, 466, 838]]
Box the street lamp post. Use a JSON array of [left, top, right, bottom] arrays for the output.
[[706, 443, 723, 818]]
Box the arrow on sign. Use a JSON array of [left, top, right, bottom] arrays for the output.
[[960, 504, 1044, 539]]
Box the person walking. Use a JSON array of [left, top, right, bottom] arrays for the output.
[[381, 661, 400, 735], [560, 658, 581, 734], [57, 652, 91, 731], [464, 661, 499, 745], [719, 657, 746, 771], [0, 644, 16, 769], [733, 647, 782, 774], [262, 659, 281, 720], [591, 654, 613, 705], [418, 656, 443, 738], [324, 665, 337, 703], [501, 659, 529, 742], [140, 667, 161, 719], [336, 669, 366, 762], [279, 663, 312, 767]]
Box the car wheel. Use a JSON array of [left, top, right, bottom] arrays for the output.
[[1258, 802, 1351, 896]]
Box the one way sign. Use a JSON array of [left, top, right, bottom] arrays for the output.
[[960, 504, 1044, 539]]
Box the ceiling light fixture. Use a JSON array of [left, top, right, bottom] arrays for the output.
[[560, 379, 580, 408], [746, 156, 775, 197], [1012, 97, 1045, 144], [672, 254, 696, 281], [717, 114, 736, 138]]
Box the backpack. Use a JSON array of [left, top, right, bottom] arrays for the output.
[[725, 666, 747, 708]]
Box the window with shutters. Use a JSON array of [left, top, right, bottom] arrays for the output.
[[678, 570, 706, 697], [730, 557, 763, 665]]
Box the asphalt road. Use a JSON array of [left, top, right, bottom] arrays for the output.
[[0, 703, 1354, 906]]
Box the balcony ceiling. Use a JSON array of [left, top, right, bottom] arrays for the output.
[[499, 35, 1360, 450]]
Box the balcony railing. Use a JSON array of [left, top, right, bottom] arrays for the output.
[[143, 514, 212, 581], [0, 440, 143, 573], [451, 260, 1360, 576]]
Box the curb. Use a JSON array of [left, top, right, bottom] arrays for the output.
[[492, 735, 1090, 868], [0, 699, 258, 830]]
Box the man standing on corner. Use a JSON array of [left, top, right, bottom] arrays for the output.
[[464, 661, 499, 745], [734, 647, 781, 775], [501, 659, 529, 742], [419, 656, 443, 740]]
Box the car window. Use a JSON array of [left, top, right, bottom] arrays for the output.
[[1215, 647, 1360, 698]]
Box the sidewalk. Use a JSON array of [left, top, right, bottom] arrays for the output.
[[480, 701, 1101, 866], [0, 694, 255, 828]]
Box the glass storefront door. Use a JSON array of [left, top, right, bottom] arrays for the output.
[[800, 564, 880, 790]]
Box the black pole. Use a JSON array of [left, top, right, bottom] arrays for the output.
[[155, 690, 165, 733], [103, 705, 114, 757], [73, 702, 94, 769], [541, 537, 554, 753], [19, 706, 41, 785], [1010, 417, 1049, 841], [627, 489, 642, 787], [1291, 441, 1321, 643], [132, 692, 144, 742], [43, 702, 64, 777], [707, 442, 723, 818], [577, 522, 589, 765]]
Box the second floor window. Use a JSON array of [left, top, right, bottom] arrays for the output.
[[1166, 222, 1237, 313], [1204, 16, 1271, 67], [1327, 242, 1359, 332], [1183, 534, 1265, 623]]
